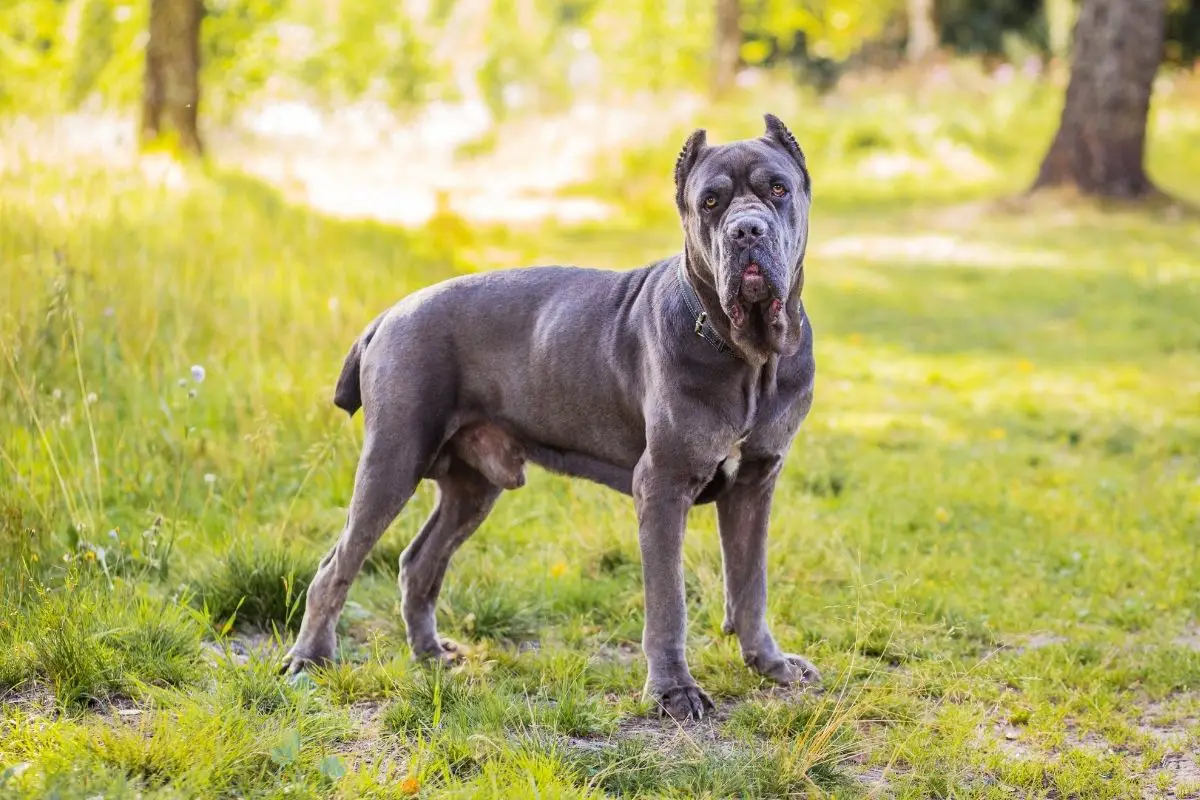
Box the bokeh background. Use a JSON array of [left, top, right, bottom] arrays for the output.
[[2, 1, 1200, 798]]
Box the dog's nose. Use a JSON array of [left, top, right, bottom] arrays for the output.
[[726, 217, 766, 243]]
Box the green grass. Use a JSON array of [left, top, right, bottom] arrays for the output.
[[2, 68, 1200, 797]]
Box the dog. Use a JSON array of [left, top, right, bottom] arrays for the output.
[[283, 114, 818, 720]]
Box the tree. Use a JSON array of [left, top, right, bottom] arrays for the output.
[[905, 0, 937, 63], [1031, 0, 1167, 199], [141, 0, 204, 156], [713, 0, 740, 96]]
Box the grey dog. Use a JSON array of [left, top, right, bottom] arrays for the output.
[[283, 113, 819, 720]]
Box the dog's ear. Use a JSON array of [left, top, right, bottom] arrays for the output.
[[763, 114, 809, 190], [674, 129, 707, 212]]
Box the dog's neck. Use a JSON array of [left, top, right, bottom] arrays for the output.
[[679, 247, 803, 368], [676, 257, 735, 356]]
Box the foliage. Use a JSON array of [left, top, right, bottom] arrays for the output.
[[3, 0, 1199, 121], [742, 0, 903, 64]]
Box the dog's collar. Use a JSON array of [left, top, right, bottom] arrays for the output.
[[676, 260, 734, 355]]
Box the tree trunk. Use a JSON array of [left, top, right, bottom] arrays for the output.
[[141, 0, 204, 156], [712, 0, 740, 96], [905, 0, 937, 63], [1031, 0, 1166, 198]]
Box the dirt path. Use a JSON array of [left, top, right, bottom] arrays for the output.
[[2, 95, 703, 228]]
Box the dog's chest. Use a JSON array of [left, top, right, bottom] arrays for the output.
[[733, 353, 815, 456]]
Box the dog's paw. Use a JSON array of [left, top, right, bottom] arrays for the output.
[[655, 685, 715, 721], [280, 645, 334, 677], [749, 652, 821, 686], [411, 638, 464, 666]]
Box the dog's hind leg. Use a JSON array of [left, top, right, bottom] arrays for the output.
[[283, 423, 432, 675], [399, 455, 502, 661]]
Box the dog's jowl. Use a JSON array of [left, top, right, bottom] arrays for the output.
[[283, 114, 820, 721]]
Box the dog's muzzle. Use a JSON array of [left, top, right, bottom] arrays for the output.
[[722, 215, 788, 330]]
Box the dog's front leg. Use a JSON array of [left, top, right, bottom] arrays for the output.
[[633, 455, 714, 721], [717, 458, 820, 686]]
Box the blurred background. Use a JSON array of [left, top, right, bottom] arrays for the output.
[[3, 0, 1199, 225]]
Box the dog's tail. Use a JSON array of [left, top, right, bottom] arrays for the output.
[[333, 312, 385, 416]]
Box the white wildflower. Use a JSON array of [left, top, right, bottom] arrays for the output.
[[86, 392, 98, 405], [190, 365, 206, 383], [203, 473, 216, 485]]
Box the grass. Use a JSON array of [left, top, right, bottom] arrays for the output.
[[2, 64, 1200, 797]]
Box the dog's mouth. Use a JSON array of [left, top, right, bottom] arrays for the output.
[[725, 251, 786, 332]]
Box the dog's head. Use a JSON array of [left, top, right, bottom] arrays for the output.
[[674, 114, 811, 360]]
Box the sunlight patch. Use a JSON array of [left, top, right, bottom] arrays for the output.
[[813, 234, 1064, 269]]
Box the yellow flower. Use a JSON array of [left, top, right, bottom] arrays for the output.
[[550, 561, 568, 578], [1016, 359, 1034, 373], [934, 507, 952, 524], [848, 333, 863, 345], [988, 428, 1007, 440], [30, 553, 39, 563], [84, 550, 96, 562], [400, 777, 421, 796]]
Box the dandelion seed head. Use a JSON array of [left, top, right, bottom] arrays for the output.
[[86, 392, 98, 405], [203, 473, 216, 485]]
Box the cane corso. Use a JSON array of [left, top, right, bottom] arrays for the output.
[[283, 114, 818, 720]]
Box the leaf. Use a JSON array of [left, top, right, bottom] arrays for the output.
[[270, 728, 301, 767], [319, 755, 347, 781]]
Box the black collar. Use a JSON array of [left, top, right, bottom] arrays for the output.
[[677, 259, 734, 355]]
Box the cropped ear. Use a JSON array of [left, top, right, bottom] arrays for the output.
[[763, 113, 809, 190], [674, 129, 707, 211]]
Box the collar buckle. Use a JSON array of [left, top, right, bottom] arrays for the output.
[[677, 260, 732, 355]]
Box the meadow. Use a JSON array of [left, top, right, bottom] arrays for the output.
[[2, 66, 1200, 798]]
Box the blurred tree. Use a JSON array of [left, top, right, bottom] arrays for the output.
[[713, 0, 741, 95], [905, 0, 936, 62], [68, 0, 116, 106], [142, 0, 204, 156], [1032, 0, 1166, 198]]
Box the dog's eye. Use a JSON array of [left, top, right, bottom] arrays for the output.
[[702, 195, 718, 209], [771, 183, 787, 198]]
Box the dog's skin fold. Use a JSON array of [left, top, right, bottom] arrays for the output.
[[284, 113, 819, 720]]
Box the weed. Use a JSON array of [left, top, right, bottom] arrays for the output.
[[194, 542, 313, 633]]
